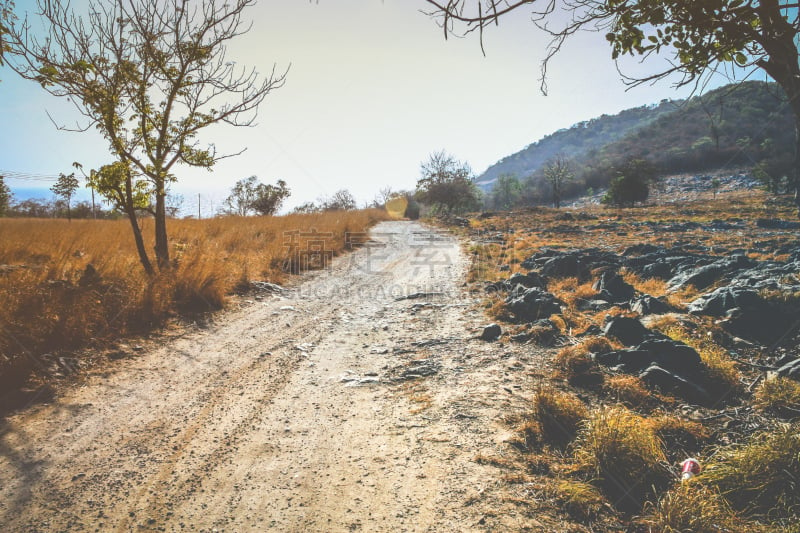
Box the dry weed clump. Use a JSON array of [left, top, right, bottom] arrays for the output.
[[572, 406, 670, 511], [522, 386, 588, 448], [702, 425, 800, 519], [664, 327, 742, 398], [554, 342, 603, 387], [641, 481, 750, 533], [0, 209, 389, 385], [603, 375, 654, 409], [649, 415, 710, 456], [547, 479, 605, 519], [754, 377, 800, 417]]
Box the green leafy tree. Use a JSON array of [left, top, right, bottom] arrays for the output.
[[252, 180, 291, 216], [6, 0, 286, 273], [0, 175, 11, 216], [416, 150, 482, 214], [489, 173, 523, 209], [87, 161, 155, 272], [320, 189, 357, 211], [425, 0, 800, 215], [224, 176, 261, 216], [50, 172, 79, 221], [602, 158, 656, 207], [543, 154, 573, 208]]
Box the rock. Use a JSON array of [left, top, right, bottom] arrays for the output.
[[689, 286, 793, 344], [592, 270, 635, 303], [507, 271, 547, 290], [631, 295, 672, 315], [577, 299, 613, 312], [505, 288, 563, 322], [639, 364, 711, 405], [756, 218, 800, 230], [480, 323, 502, 341], [777, 358, 800, 380], [594, 349, 654, 372], [639, 261, 675, 280], [623, 243, 662, 256], [667, 254, 753, 291], [603, 316, 651, 346], [540, 254, 585, 279], [636, 339, 703, 373]]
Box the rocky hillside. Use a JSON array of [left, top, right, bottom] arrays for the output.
[[475, 98, 680, 191], [477, 81, 794, 201]]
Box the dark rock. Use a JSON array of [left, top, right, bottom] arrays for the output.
[[639, 364, 711, 405], [594, 349, 654, 372], [688, 286, 761, 317], [480, 323, 502, 341], [540, 254, 584, 279], [631, 295, 673, 315], [577, 299, 613, 312], [623, 243, 662, 256], [505, 288, 563, 322], [756, 218, 800, 230], [777, 358, 800, 380], [668, 254, 753, 291], [603, 316, 651, 346], [636, 339, 703, 373], [507, 271, 547, 290], [593, 270, 635, 303], [640, 261, 675, 280]]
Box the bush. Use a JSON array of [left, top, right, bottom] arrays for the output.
[[523, 386, 588, 448], [702, 425, 800, 519], [641, 482, 749, 533], [573, 406, 670, 511], [754, 377, 800, 418]]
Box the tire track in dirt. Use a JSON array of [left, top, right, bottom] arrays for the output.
[[0, 221, 547, 532]]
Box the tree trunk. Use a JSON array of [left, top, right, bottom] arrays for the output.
[[125, 206, 154, 276], [122, 167, 155, 276], [154, 190, 170, 270]]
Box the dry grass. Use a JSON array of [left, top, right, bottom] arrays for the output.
[[603, 375, 654, 409], [702, 425, 800, 519], [554, 342, 603, 387], [621, 270, 668, 298], [572, 406, 670, 511], [522, 386, 588, 449], [641, 481, 752, 533], [0, 210, 389, 384], [754, 377, 800, 417], [549, 277, 599, 308], [649, 415, 710, 455], [663, 327, 743, 398], [547, 479, 606, 519]]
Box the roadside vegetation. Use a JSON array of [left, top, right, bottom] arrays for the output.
[[445, 187, 800, 530], [0, 209, 389, 398]]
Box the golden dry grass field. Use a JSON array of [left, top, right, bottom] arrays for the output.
[[0, 209, 390, 390]]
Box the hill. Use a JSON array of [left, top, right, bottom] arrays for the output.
[[475, 98, 682, 190], [478, 81, 794, 202]]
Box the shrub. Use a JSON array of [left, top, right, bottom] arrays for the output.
[[549, 479, 605, 519], [604, 375, 654, 409], [523, 386, 588, 448], [702, 425, 800, 519], [641, 482, 749, 533], [754, 377, 800, 418], [572, 406, 670, 511], [554, 343, 603, 387]]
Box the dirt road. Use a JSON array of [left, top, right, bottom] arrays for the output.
[[0, 221, 542, 532]]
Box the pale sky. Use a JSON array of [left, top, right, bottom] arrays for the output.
[[0, 0, 731, 214]]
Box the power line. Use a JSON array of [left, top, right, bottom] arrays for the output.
[[0, 170, 62, 182]]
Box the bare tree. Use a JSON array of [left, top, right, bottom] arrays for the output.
[[543, 154, 573, 209], [6, 0, 287, 273]]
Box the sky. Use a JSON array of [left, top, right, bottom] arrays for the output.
[[0, 0, 733, 215]]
